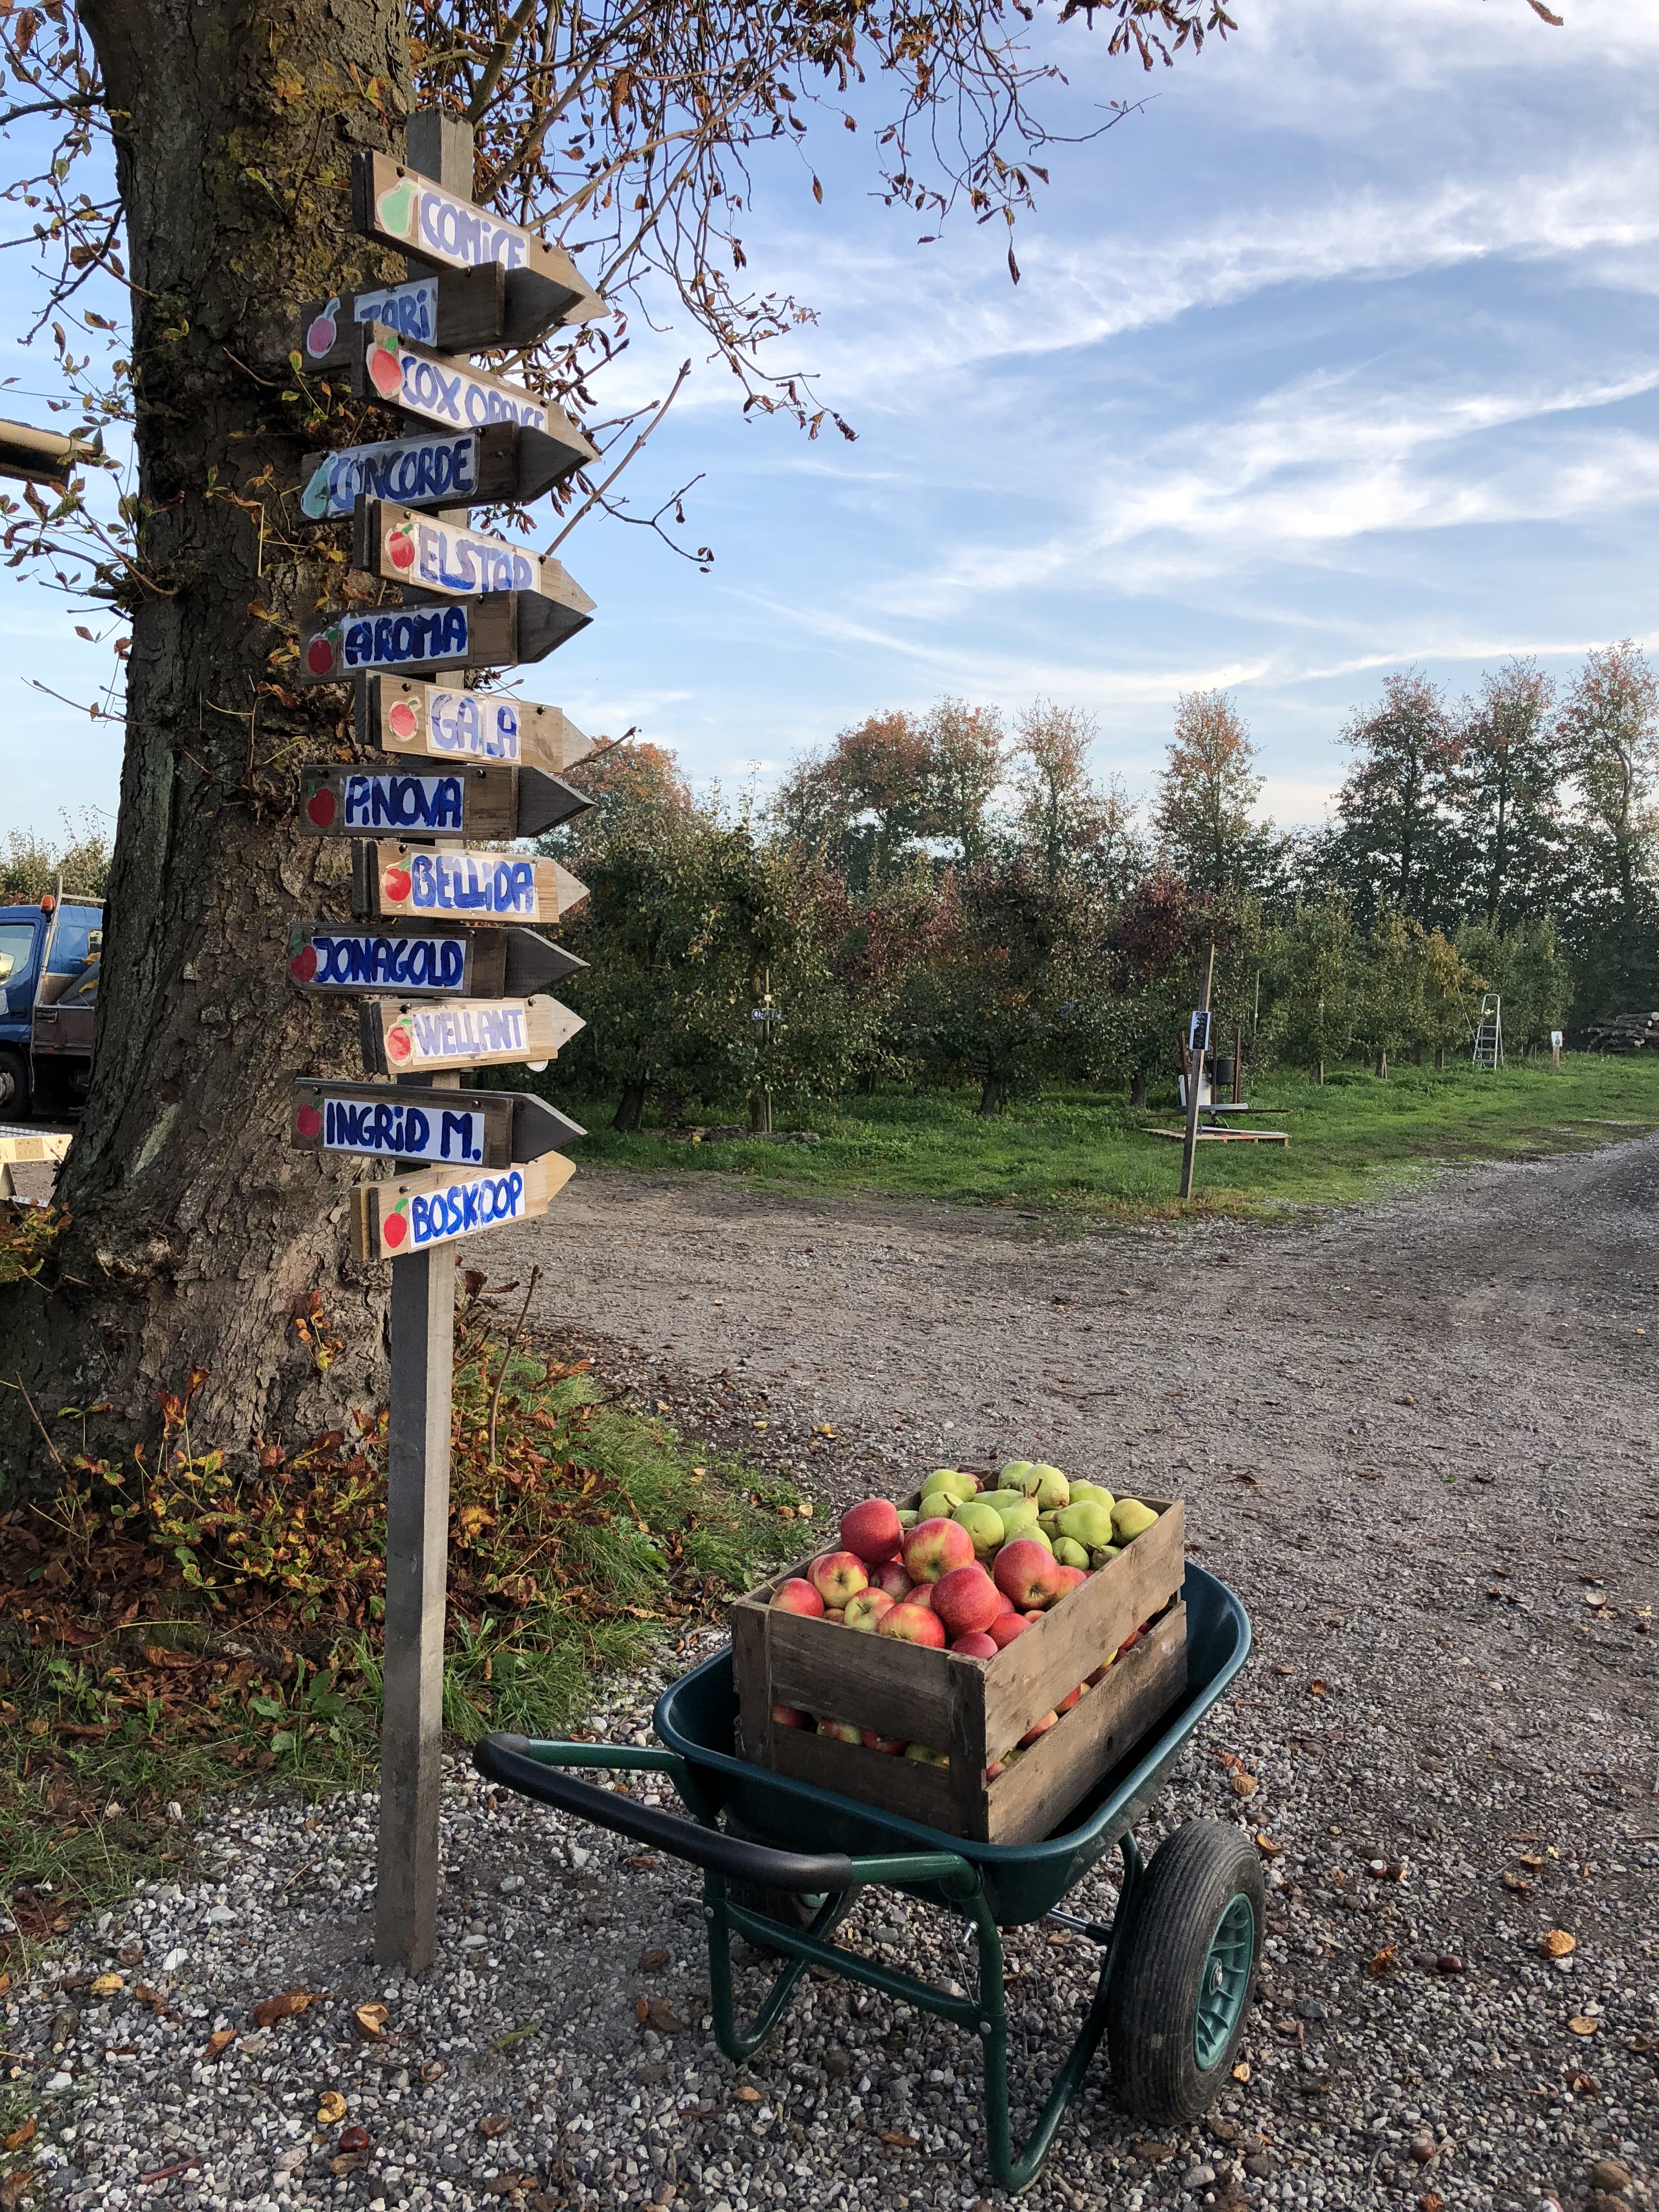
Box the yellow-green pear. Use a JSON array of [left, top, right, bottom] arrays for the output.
[[997, 1460, 1036, 1491], [926, 1469, 978, 1504], [1053, 1536, 1090, 1569], [1088, 1543, 1120, 1569], [1056, 1498, 1116, 1549], [1022, 1463, 1071, 1509], [1069, 1480, 1115, 1508], [1037, 1510, 1060, 1538], [1111, 1498, 1159, 1541], [919, 1489, 956, 1522], [954, 1500, 1007, 1560], [1024, 1526, 1054, 1554], [896, 1508, 919, 1530], [988, 1492, 1040, 1536]]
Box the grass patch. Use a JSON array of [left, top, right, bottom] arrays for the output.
[[554, 1053, 1659, 1221], [0, 1293, 800, 1927]]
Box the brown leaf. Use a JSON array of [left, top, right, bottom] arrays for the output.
[[1228, 1773, 1259, 1799], [636, 1948, 670, 1972], [1566, 2070, 1598, 2095], [1539, 1929, 1576, 1959], [352, 2001, 389, 2041], [204, 2029, 236, 2060], [733, 2086, 761, 2103], [315, 2091, 347, 2126], [1307, 1679, 1329, 1696], [644, 1998, 685, 2034], [1516, 1853, 1543, 1871], [329, 2153, 371, 2177], [1566, 2016, 1600, 2036], [484, 2177, 530, 2197], [1418, 2197, 1444, 2212], [628, 1853, 657, 1871], [143, 1645, 195, 1670], [419, 2060, 447, 2084], [634, 1995, 650, 2024], [882, 2130, 919, 2149], [252, 1987, 319, 2028], [2, 2118, 36, 2154], [0, 2171, 36, 2212], [1500, 1871, 1530, 1894], [88, 1972, 123, 1998], [1230, 2061, 1251, 2083], [479, 2115, 514, 2140], [1368, 1945, 1397, 1977], [1254, 1833, 1284, 1858]]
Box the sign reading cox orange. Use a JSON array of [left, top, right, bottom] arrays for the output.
[[352, 323, 573, 445]]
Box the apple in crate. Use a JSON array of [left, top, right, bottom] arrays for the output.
[[809, 1551, 869, 1609], [771, 1578, 825, 1617], [817, 1718, 862, 1745], [872, 1559, 914, 1602], [1018, 1711, 1059, 1748], [773, 1705, 812, 1729], [931, 1564, 1002, 1640], [876, 1601, 946, 1647], [989, 1612, 1034, 1649], [903, 1517, 975, 1585], [861, 1728, 905, 1755], [951, 1631, 1000, 1658], [843, 1588, 895, 1634], [1051, 1563, 1089, 1599], [994, 1538, 1064, 1611], [1056, 1684, 1085, 1714], [840, 1497, 903, 1564], [904, 1743, 949, 1767]]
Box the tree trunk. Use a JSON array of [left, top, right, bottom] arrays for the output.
[[1413, 1043, 1424, 1065], [1435, 1045, 1445, 1071], [613, 1080, 649, 1134], [1375, 1051, 1389, 1080], [0, 5, 415, 1489], [855, 1069, 877, 1097], [978, 1074, 1006, 1117], [750, 1088, 774, 1135], [1129, 1069, 1148, 1110], [1314, 1059, 1324, 1086]]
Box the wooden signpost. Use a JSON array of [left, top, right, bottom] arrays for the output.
[[362, 676, 596, 772], [284, 111, 607, 1976]]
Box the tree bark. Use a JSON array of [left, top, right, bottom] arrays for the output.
[[1435, 1045, 1445, 1071], [1314, 1059, 1323, 1086], [0, 4, 415, 1488], [855, 1069, 876, 1097], [978, 1074, 1006, 1116], [1129, 1069, 1148, 1110], [613, 1080, 649, 1133], [1375, 1051, 1389, 1080]]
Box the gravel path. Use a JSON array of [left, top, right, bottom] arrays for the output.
[[8, 1144, 1657, 2212]]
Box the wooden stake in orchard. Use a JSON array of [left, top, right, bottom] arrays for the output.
[[287, 111, 603, 1973]]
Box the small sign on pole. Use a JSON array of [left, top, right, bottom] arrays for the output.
[[1551, 1028, 1564, 1069]]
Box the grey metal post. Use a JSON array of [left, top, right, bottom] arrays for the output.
[[1177, 941, 1216, 1205], [374, 109, 474, 1977]]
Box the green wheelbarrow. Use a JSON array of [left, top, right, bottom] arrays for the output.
[[475, 1562, 1257, 2194]]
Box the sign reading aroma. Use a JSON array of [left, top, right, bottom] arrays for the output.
[[298, 584, 594, 682]]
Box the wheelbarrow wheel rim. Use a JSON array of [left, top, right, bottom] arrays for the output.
[[1193, 1891, 1255, 2069]]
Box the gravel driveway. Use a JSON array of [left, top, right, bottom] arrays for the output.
[[8, 1142, 1657, 2212]]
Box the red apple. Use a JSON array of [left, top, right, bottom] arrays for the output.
[[306, 786, 336, 828], [860, 1729, 905, 1756], [382, 1210, 407, 1250], [872, 1560, 914, 1602], [1086, 1660, 1115, 1685], [305, 305, 337, 358], [382, 864, 412, 903], [816, 1718, 862, 1745], [288, 944, 318, 982], [771, 1577, 825, 1617], [1116, 1627, 1143, 1656], [903, 1516, 975, 1585], [839, 1497, 902, 1565], [876, 1602, 945, 1648], [993, 1588, 1018, 1616], [951, 1631, 1000, 1658], [772, 1704, 811, 1730], [387, 526, 416, 571], [1051, 1564, 1088, 1600], [931, 1564, 1002, 1641], [823, 1607, 846, 1624], [306, 633, 337, 676], [368, 341, 403, 398], [988, 1612, 1034, 1650], [1056, 1684, 1084, 1714], [809, 1550, 868, 1609], [1018, 1710, 1058, 1750], [843, 1589, 894, 1634], [296, 1104, 323, 1139], [387, 699, 419, 740], [385, 1023, 413, 1064], [993, 1538, 1064, 1611], [904, 1581, 934, 1610]]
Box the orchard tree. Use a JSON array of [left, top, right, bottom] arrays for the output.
[[1154, 689, 1272, 899], [1559, 641, 1659, 1012], [1011, 699, 1143, 892], [1331, 672, 1466, 928], [0, 0, 1238, 1482], [1455, 659, 1568, 927], [1262, 898, 1359, 1085]]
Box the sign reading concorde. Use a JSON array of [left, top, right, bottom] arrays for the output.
[[298, 420, 592, 522]]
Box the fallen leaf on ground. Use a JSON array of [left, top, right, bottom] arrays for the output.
[[419, 2060, 447, 2083], [330, 2153, 371, 2177], [88, 1972, 122, 1998], [479, 2116, 514, 2139], [1368, 1946, 1397, 1977], [204, 2029, 236, 2060], [1307, 1679, 1329, 1696], [1539, 1929, 1576, 1959], [881, 2130, 919, 2149], [2, 2118, 36, 2153], [316, 2091, 347, 2126], [1231, 2062, 1251, 2083], [629, 1853, 657, 1871], [253, 1988, 319, 2028], [484, 2176, 531, 2197], [1517, 1853, 1543, 1871], [637, 1948, 670, 1972], [1500, 1872, 1530, 1893], [1566, 2016, 1600, 2036], [0, 2172, 37, 2211], [1566, 2071, 1598, 2095], [634, 1996, 650, 2024], [1254, 1833, 1283, 1857], [1229, 1773, 1259, 1798], [644, 1999, 685, 2034], [352, 2001, 389, 2041], [1418, 2196, 1443, 2212], [734, 2086, 761, 2103]]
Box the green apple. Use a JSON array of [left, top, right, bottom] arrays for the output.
[[1053, 1536, 1090, 1569], [1111, 1498, 1160, 1541], [953, 1500, 1007, 1560], [1056, 1498, 1116, 1548], [1022, 1463, 1071, 1509]]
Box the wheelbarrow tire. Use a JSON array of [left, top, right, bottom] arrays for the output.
[[1104, 1820, 1264, 2125], [722, 1814, 823, 1953]]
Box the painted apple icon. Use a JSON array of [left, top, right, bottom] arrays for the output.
[[306, 630, 338, 676], [306, 786, 336, 828], [385, 1022, 414, 1063], [288, 943, 318, 982], [386, 526, 416, 572], [368, 341, 403, 399], [382, 864, 413, 904], [306, 296, 339, 358], [296, 1104, 323, 1138], [382, 1207, 409, 1250], [388, 699, 419, 740]]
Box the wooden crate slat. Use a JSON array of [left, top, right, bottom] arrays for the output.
[[769, 1725, 955, 1829], [765, 1605, 953, 1748]]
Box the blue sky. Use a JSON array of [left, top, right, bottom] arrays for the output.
[[5, 0, 1659, 842]]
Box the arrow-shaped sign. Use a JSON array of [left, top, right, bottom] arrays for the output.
[[354, 323, 565, 448], [300, 419, 591, 522], [292, 1079, 585, 1169], [298, 580, 594, 682], [351, 842, 587, 928], [286, 920, 584, 1000], [299, 259, 590, 374], [351, 1152, 573, 1264], [354, 498, 560, 600], [298, 760, 591, 842], [352, 151, 603, 328], [358, 994, 583, 1076], [360, 676, 597, 776]]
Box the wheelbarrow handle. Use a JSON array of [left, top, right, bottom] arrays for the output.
[[476, 1731, 860, 1894]]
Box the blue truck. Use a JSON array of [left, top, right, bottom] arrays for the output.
[[0, 888, 103, 1118]]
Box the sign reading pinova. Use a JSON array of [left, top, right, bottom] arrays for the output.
[[286, 920, 584, 1000], [291, 1078, 584, 1169], [298, 761, 589, 842], [300, 419, 590, 522], [358, 993, 583, 1076], [352, 842, 586, 928], [351, 1154, 573, 1265], [298, 584, 595, 683], [362, 678, 596, 775]]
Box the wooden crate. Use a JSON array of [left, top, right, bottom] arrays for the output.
[[730, 1493, 1187, 1846]]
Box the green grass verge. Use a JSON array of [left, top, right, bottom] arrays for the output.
[[0, 1349, 800, 1926], [555, 1053, 1659, 1220]]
